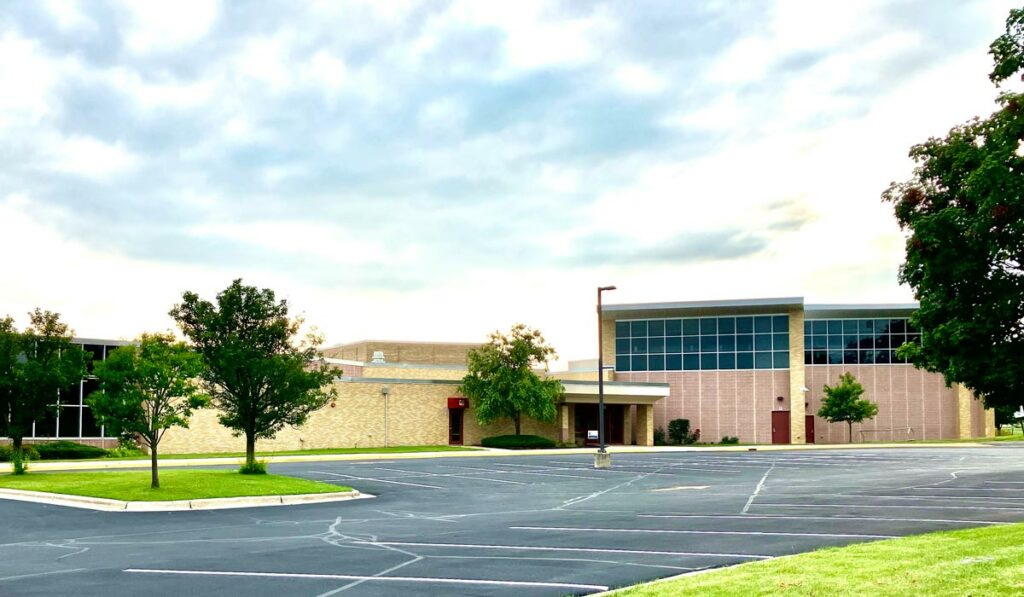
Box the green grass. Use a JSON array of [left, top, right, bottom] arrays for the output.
[[155, 445, 478, 459], [614, 522, 1024, 597], [0, 469, 348, 501]]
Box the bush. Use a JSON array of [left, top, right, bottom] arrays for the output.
[[720, 436, 740, 445], [653, 427, 666, 446], [33, 441, 109, 460], [106, 446, 145, 458], [0, 445, 40, 462], [239, 460, 268, 475], [668, 419, 700, 445], [481, 434, 556, 449]]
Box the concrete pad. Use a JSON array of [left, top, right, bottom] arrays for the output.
[[0, 488, 368, 512]]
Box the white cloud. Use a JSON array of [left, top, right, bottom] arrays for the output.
[[613, 63, 668, 95], [118, 0, 221, 54], [49, 136, 139, 179], [0, 33, 60, 131]]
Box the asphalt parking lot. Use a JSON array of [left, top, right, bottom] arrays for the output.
[[2, 446, 1024, 596]]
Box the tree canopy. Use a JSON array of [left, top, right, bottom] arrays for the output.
[[169, 279, 335, 469], [460, 324, 563, 436], [817, 372, 878, 443], [91, 332, 208, 488], [0, 310, 87, 471], [883, 8, 1024, 409]]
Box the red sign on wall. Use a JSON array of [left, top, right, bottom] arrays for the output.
[[448, 397, 468, 409]]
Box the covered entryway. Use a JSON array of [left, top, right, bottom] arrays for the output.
[[574, 404, 625, 445], [557, 380, 669, 446], [448, 397, 467, 445]]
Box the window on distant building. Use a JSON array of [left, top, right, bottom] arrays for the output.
[[803, 318, 919, 365]]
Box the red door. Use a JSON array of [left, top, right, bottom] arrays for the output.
[[772, 411, 791, 444], [448, 408, 464, 445], [805, 415, 815, 444]]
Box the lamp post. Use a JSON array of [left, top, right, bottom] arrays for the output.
[[595, 285, 616, 469]]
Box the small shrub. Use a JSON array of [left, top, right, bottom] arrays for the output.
[[239, 460, 268, 475], [0, 445, 40, 462], [720, 436, 740, 445], [33, 441, 108, 460], [686, 428, 701, 445], [106, 446, 144, 458], [668, 419, 701, 445], [480, 434, 556, 449], [12, 452, 28, 475], [653, 427, 666, 446]]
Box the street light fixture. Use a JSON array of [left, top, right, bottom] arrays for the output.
[[596, 285, 616, 469]]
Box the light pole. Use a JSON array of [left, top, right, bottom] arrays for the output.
[[595, 285, 616, 469]]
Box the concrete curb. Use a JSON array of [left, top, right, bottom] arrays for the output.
[[0, 441, 998, 474], [0, 487, 372, 512]]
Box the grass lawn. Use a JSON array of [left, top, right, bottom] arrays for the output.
[[157, 444, 478, 459], [614, 522, 1024, 596], [0, 469, 348, 502]]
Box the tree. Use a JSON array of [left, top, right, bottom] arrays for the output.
[[460, 324, 563, 436], [817, 373, 879, 443], [883, 8, 1024, 409], [0, 310, 87, 473], [90, 333, 208, 488], [169, 279, 335, 471]]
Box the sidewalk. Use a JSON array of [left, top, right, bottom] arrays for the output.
[[0, 441, 991, 473]]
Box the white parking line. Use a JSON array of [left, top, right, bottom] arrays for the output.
[[0, 568, 87, 582], [124, 568, 609, 591], [351, 541, 771, 559], [638, 514, 1006, 525], [308, 471, 443, 490], [985, 481, 1024, 484], [372, 467, 527, 486], [753, 503, 1024, 511], [441, 465, 598, 481], [509, 526, 895, 539]]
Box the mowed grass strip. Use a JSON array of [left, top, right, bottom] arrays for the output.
[[0, 470, 348, 502], [614, 522, 1024, 597], [157, 445, 478, 459]]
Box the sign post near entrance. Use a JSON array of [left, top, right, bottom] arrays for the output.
[[595, 285, 616, 469]]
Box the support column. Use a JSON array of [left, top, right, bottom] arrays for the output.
[[957, 385, 973, 439], [788, 307, 806, 444], [636, 405, 654, 446], [560, 403, 571, 444], [601, 319, 616, 368], [623, 406, 633, 446], [985, 407, 996, 438]]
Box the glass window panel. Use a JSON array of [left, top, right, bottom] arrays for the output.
[[700, 353, 718, 370], [616, 338, 630, 354], [773, 333, 789, 350], [630, 338, 648, 354], [754, 352, 773, 369], [648, 337, 665, 353], [890, 333, 906, 349], [736, 317, 754, 334], [665, 319, 682, 336], [773, 351, 789, 368], [875, 319, 891, 334], [631, 321, 647, 337], [616, 355, 630, 371], [683, 319, 700, 335], [827, 335, 843, 349], [805, 352, 812, 365], [844, 350, 859, 364], [754, 334, 772, 351], [907, 320, 919, 334], [648, 355, 665, 371], [773, 315, 788, 332], [700, 336, 717, 352], [82, 378, 100, 400], [907, 333, 921, 345], [736, 334, 754, 351], [81, 407, 102, 437], [844, 334, 859, 350], [58, 407, 80, 437], [683, 336, 700, 353], [718, 317, 736, 334], [804, 321, 812, 335], [665, 337, 682, 353], [60, 384, 80, 405], [859, 319, 873, 334], [875, 350, 891, 364], [736, 352, 754, 369], [719, 353, 736, 369], [875, 335, 890, 349], [827, 320, 843, 335], [812, 350, 828, 365], [859, 335, 875, 349], [804, 336, 812, 350], [666, 354, 682, 370], [828, 350, 844, 364], [700, 318, 717, 335], [890, 319, 906, 333], [843, 320, 859, 334], [33, 410, 57, 438], [718, 335, 736, 352], [83, 344, 103, 373], [683, 354, 700, 371], [811, 320, 827, 335], [616, 321, 630, 337], [891, 350, 904, 364], [631, 355, 648, 371], [861, 350, 875, 364], [754, 316, 773, 333], [648, 320, 665, 336]]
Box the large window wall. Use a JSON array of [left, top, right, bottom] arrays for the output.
[[804, 318, 919, 365], [615, 315, 790, 372], [28, 342, 120, 440]]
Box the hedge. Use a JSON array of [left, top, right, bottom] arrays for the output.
[[481, 434, 556, 449], [32, 441, 109, 460], [0, 445, 41, 462]]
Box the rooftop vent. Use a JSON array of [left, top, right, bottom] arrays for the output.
[[371, 350, 386, 364]]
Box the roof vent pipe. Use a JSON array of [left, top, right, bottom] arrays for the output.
[[371, 350, 386, 364]]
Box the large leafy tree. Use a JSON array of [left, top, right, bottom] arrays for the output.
[[460, 324, 563, 436], [817, 373, 879, 443], [883, 8, 1024, 409], [91, 333, 208, 488], [0, 310, 88, 472], [169, 280, 336, 470]]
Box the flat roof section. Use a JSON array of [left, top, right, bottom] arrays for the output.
[[602, 297, 803, 320], [805, 303, 918, 319]]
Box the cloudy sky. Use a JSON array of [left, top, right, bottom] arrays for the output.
[[0, 0, 1016, 364]]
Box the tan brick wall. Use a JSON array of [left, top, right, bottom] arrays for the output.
[[635, 404, 653, 446], [549, 370, 614, 382], [601, 319, 616, 366], [788, 307, 806, 444], [323, 341, 480, 366], [362, 365, 467, 380]]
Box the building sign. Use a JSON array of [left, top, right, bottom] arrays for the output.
[[448, 397, 468, 409], [587, 430, 599, 441]]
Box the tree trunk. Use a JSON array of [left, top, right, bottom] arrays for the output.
[[245, 433, 256, 467], [514, 412, 521, 436], [11, 436, 22, 451], [848, 421, 854, 444], [150, 442, 160, 489]]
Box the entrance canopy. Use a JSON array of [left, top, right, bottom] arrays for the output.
[[560, 380, 668, 405]]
